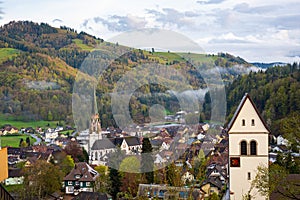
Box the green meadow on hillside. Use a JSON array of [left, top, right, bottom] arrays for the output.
[[0, 48, 19, 63], [0, 135, 36, 147], [0, 114, 59, 129]]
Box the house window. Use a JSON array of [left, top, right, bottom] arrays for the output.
[[240, 141, 247, 155], [248, 172, 251, 180], [68, 181, 72, 186], [242, 119, 246, 126], [86, 182, 90, 186], [251, 119, 255, 126], [250, 141, 257, 155], [75, 175, 81, 179], [95, 152, 98, 160]]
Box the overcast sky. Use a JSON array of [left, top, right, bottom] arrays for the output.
[[1, 0, 300, 63]]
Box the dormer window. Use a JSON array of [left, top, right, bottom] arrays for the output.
[[251, 119, 255, 126], [75, 175, 81, 179], [242, 119, 246, 126]]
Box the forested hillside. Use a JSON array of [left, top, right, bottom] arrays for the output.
[[0, 21, 269, 127], [225, 63, 300, 142]]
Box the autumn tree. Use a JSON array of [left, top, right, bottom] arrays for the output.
[[20, 140, 28, 148], [119, 156, 142, 197], [192, 149, 208, 184], [64, 139, 84, 162], [20, 160, 63, 199], [166, 162, 183, 187], [61, 155, 75, 175], [94, 165, 109, 193], [250, 163, 300, 199], [50, 151, 74, 175]]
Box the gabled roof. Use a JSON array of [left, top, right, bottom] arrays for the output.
[[206, 176, 223, 190], [91, 139, 115, 150], [124, 137, 141, 146], [79, 170, 94, 181], [8, 168, 23, 178], [206, 164, 227, 179], [111, 137, 141, 146], [63, 162, 98, 181], [227, 93, 270, 133]]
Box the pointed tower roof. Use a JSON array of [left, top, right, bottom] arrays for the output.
[[227, 93, 270, 133], [92, 84, 98, 115]]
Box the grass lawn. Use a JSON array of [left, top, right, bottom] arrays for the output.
[[59, 130, 74, 135], [0, 48, 19, 64], [73, 39, 94, 51], [3, 184, 23, 193], [178, 52, 216, 63], [0, 114, 59, 129], [0, 135, 37, 147]]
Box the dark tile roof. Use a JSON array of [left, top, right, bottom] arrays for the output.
[[8, 168, 23, 178], [64, 162, 98, 182], [124, 137, 141, 146], [204, 176, 223, 190], [219, 139, 228, 146], [150, 139, 163, 147], [91, 139, 116, 150], [112, 137, 141, 146], [201, 143, 215, 150], [79, 171, 94, 182], [206, 165, 227, 179], [27, 156, 38, 165], [7, 147, 22, 155], [71, 192, 108, 200], [208, 153, 228, 166]]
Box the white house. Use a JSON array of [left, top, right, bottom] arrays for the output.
[[276, 135, 290, 146], [181, 171, 194, 184], [5, 169, 24, 186], [45, 128, 58, 140]]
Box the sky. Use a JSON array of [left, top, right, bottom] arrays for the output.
[[1, 0, 300, 63]]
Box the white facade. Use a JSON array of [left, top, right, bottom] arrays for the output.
[[5, 176, 24, 185], [45, 130, 58, 140], [276, 135, 289, 146], [228, 94, 269, 200]]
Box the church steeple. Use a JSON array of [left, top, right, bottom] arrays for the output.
[[91, 85, 98, 116], [88, 86, 102, 163], [228, 93, 269, 200]]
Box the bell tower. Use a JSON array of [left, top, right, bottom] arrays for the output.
[[228, 93, 269, 200], [88, 86, 102, 161]]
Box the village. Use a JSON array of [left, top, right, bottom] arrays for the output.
[[1, 94, 299, 200]]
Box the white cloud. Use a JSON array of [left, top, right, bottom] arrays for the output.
[[1, 0, 300, 63]]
